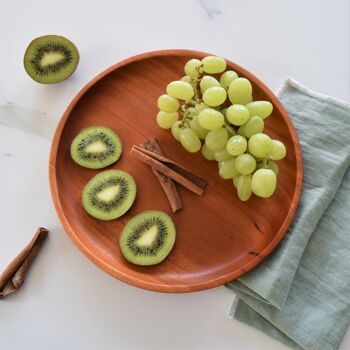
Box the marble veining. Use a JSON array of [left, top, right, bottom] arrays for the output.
[[0, 101, 54, 140], [198, 0, 222, 18]]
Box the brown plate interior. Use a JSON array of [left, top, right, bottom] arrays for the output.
[[49, 50, 303, 292]]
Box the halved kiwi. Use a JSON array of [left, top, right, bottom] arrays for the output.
[[119, 211, 176, 266], [71, 126, 122, 169], [23, 35, 79, 84], [82, 170, 136, 220]]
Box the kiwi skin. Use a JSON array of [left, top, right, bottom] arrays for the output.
[[119, 211, 176, 266], [23, 35, 79, 84], [82, 170, 137, 221], [70, 126, 122, 169]]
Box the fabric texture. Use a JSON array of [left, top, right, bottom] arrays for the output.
[[226, 78, 350, 350]]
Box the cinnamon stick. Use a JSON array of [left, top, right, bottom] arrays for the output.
[[0, 227, 48, 297], [130, 145, 207, 195], [141, 138, 183, 212], [134, 145, 208, 190]]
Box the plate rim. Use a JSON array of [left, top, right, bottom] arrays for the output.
[[49, 49, 303, 293]]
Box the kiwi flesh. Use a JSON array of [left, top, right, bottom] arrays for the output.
[[71, 126, 122, 169], [119, 211, 176, 266], [82, 170, 136, 220], [23, 35, 79, 84]]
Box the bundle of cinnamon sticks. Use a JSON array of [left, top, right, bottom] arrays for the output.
[[0, 227, 48, 298], [130, 138, 207, 212]]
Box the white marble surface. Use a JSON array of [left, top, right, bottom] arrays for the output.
[[0, 1, 349, 349]]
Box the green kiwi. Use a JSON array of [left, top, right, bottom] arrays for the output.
[[23, 35, 79, 84], [71, 126, 122, 169], [82, 170, 136, 220], [119, 211, 176, 266]]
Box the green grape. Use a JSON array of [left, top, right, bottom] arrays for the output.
[[225, 124, 236, 137], [198, 109, 224, 130], [157, 94, 180, 113], [189, 115, 209, 140], [200, 75, 220, 92], [181, 76, 197, 89], [214, 148, 233, 161], [226, 104, 250, 126], [201, 144, 216, 160], [251, 169, 277, 198], [202, 56, 226, 74], [246, 101, 273, 119], [237, 175, 252, 201], [166, 80, 194, 101], [171, 121, 183, 141], [237, 125, 245, 136], [235, 154, 256, 175], [257, 160, 279, 175], [226, 135, 247, 156], [238, 116, 264, 138], [221, 108, 230, 125], [270, 140, 286, 160], [268, 161, 279, 175], [220, 70, 238, 89], [219, 158, 240, 179], [195, 102, 209, 113], [186, 106, 197, 116], [184, 59, 203, 78], [179, 128, 201, 153], [228, 78, 253, 105], [233, 176, 239, 189], [248, 133, 273, 158], [205, 127, 228, 151], [181, 75, 192, 83], [203, 86, 227, 107], [156, 111, 178, 129], [221, 107, 228, 117], [246, 95, 253, 104]]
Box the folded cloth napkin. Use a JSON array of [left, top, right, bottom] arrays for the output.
[[226, 78, 350, 350]]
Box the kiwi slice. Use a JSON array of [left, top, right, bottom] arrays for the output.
[[71, 126, 122, 169], [119, 211, 176, 266], [23, 35, 79, 84], [82, 170, 136, 220]]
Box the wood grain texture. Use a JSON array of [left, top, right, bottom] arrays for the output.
[[49, 50, 303, 293]]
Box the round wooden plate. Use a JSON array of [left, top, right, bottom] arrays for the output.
[[49, 50, 303, 293]]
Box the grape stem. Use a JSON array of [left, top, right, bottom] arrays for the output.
[[180, 103, 193, 127], [261, 158, 272, 167], [191, 65, 204, 103], [180, 66, 204, 126]]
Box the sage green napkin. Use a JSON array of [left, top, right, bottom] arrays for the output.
[[226, 78, 350, 350]]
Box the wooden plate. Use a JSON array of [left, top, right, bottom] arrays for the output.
[[49, 50, 303, 292]]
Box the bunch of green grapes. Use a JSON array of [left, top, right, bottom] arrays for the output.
[[155, 56, 286, 201]]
